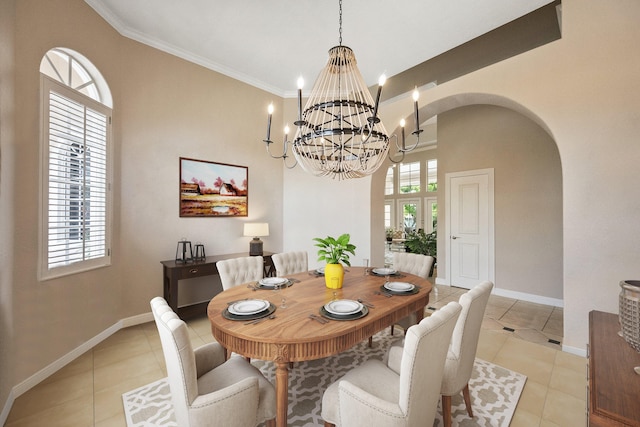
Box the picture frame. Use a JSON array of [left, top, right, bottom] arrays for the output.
[[179, 157, 248, 217]]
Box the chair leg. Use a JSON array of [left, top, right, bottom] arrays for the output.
[[324, 422, 336, 427], [265, 418, 276, 427], [368, 336, 373, 348], [390, 325, 395, 335], [462, 383, 473, 417], [442, 395, 452, 427]]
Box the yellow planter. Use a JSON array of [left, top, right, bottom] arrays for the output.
[[324, 263, 344, 289]]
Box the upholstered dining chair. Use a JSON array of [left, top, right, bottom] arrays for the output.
[[271, 251, 308, 277], [385, 281, 494, 427], [321, 301, 462, 427], [150, 297, 276, 427], [390, 252, 435, 335], [216, 255, 264, 290]]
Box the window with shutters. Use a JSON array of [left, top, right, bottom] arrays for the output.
[[39, 48, 113, 280]]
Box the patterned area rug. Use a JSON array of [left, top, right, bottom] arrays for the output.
[[123, 333, 526, 427]]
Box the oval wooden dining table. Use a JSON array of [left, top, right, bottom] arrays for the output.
[[207, 266, 432, 427]]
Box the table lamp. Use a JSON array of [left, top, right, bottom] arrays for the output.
[[243, 223, 269, 256]]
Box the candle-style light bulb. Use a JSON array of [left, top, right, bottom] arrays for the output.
[[371, 74, 386, 123], [296, 76, 304, 125], [283, 124, 290, 152], [265, 103, 274, 142], [412, 88, 420, 134]]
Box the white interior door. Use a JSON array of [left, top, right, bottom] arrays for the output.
[[446, 169, 494, 289]]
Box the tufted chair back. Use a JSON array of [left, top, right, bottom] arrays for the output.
[[217, 256, 264, 290], [271, 251, 308, 277], [393, 252, 434, 279]]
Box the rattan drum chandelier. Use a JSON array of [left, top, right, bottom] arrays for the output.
[[262, 0, 423, 180]]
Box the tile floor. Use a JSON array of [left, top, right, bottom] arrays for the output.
[[5, 285, 586, 427]]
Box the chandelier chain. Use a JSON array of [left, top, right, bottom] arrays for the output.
[[338, 0, 343, 46]]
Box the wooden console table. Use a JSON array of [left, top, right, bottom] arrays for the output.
[[588, 310, 640, 426], [161, 251, 274, 319]]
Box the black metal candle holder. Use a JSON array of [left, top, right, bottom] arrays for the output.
[[175, 239, 193, 263], [193, 243, 206, 262]]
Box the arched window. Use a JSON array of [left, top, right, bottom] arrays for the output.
[[39, 48, 113, 280], [385, 166, 394, 195]]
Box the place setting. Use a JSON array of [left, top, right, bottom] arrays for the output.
[[222, 298, 277, 323], [309, 266, 325, 277], [369, 267, 404, 278], [253, 276, 293, 289], [317, 299, 369, 321], [380, 279, 420, 296]]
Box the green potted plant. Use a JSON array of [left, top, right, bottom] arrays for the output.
[[404, 228, 437, 276], [313, 233, 356, 289]]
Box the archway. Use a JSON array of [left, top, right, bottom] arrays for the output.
[[372, 93, 563, 305]]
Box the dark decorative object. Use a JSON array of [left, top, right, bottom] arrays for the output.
[[193, 243, 206, 261], [179, 157, 248, 217], [175, 239, 193, 263]]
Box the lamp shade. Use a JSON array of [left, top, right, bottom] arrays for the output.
[[244, 223, 269, 256], [243, 223, 269, 237]]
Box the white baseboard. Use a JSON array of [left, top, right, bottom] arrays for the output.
[[121, 311, 154, 327], [0, 389, 15, 427], [432, 279, 563, 308], [492, 287, 563, 308], [5, 310, 154, 422], [562, 344, 587, 358], [12, 321, 121, 397]]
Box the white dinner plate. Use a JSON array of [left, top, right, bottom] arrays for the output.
[[324, 299, 363, 316], [384, 282, 415, 292], [228, 299, 269, 315], [258, 277, 288, 288], [372, 267, 397, 275]]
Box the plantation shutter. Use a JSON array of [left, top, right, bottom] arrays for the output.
[[46, 88, 109, 269]]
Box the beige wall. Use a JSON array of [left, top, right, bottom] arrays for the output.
[[116, 29, 285, 316], [0, 0, 16, 414], [10, 0, 125, 389], [4, 0, 284, 401], [437, 105, 563, 300]]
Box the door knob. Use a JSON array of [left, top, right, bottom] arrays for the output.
[[451, 236, 459, 239]]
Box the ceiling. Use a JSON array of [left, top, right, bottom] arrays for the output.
[[85, 0, 556, 98]]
